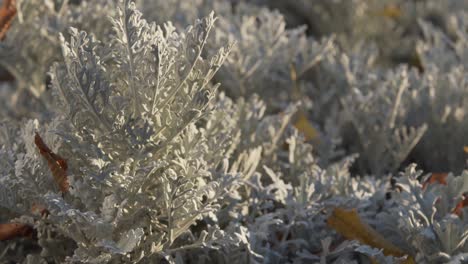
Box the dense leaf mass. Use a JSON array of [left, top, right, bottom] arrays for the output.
[[0, 0, 467, 263]]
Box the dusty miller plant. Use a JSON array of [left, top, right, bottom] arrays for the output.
[[0, 0, 467, 263], [0, 1, 243, 263], [0, 0, 115, 118], [376, 165, 468, 263]]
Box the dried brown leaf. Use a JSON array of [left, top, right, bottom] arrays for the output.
[[0, 0, 16, 41], [0, 222, 34, 240], [34, 132, 69, 193], [327, 208, 414, 264], [452, 194, 468, 217]]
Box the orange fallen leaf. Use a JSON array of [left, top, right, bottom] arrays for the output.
[[0, 0, 16, 41], [452, 194, 468, 217], [327, 208, 414, 264], [0, 222, 34, 240], [34, 132, 69, 193], [376, 4, 402, 19], [422, 173, 448, 189], [293, 110, 319, 141]]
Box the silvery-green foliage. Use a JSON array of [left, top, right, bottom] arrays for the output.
[[0, 0, 66, 99], [315, 47, 428, 175], [253, 0, 468, 65], [138, 0, 341, 166], [377, 165, 468, 263], [251, 0, 411, 63], [312, 17, 467, 174], [141, 0, 336, 109], [407, 65, 468, 173], [404, 11, 468, 173], [1, 0, 468, 263], [239, 132, 385, 263], [417, 12, 468, 70], [0, 119, 62, 213], [0, 82, 18, 119], [341, 66, 428, 175], [0, 119, 76, 263], [0, 0, 116, 118], [317, 239, 406, 264], [418, 8, 467, 68], [1, 1, 240, 262], [203, 93, 299, 225], [206, 92, 296, 178], [179, 224, 263, 264], [228, 129, 354, 262], [138, 0, 232, 28], [207, 3, 335, 107]]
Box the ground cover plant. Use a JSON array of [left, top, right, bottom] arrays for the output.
[[0, 0, 467, 263]]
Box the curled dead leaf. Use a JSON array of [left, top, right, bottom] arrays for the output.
[[0, 0, 16, 41], [0, 222, 34, 241], [34, 132, 69, 193], [327, 208, 414, 264], [452, 194, 468, 217]]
